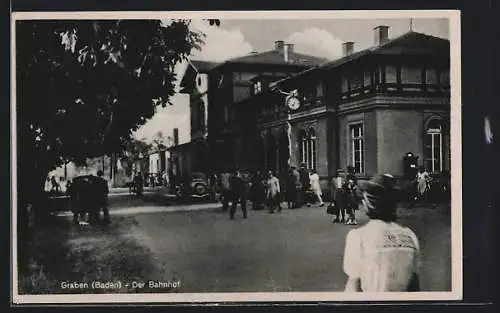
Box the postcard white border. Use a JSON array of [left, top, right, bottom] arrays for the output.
[[11, 10, 462, 304]]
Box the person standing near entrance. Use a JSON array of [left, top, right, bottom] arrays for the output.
[[251, 170, 265, 210], [343, 174, 420, 292], [229, 170, 247, 219], [291, 166, 302, 208], [346, 165, 358, 185], [343, 178, 360, 225], [299, 163, 311, 207], [330, 169, 346, 223], [285, 167, 298, 209]]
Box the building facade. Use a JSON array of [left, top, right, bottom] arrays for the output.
[[176, 27, 451, 196], [280, 27, 450, 190], [206, 27, 451, 193], [204, 41, 327, 173]]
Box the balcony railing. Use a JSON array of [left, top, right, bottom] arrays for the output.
[[340, 83, 450, 102]]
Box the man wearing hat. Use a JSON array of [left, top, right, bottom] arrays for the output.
[[343, 174, 420, 292]]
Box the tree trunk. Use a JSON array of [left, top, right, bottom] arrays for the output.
[[17, 163, 49, 270]]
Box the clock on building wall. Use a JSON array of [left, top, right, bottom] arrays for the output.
[[286, 95, 301, 111], [195, 73, 208, 93]]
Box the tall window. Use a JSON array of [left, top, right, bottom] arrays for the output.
[[440, 69, 450, 90], [349, 123, 364, 173], [316, 81, 324, 97], [385, 65, 398, 83], [350, 72, 363, 90], [363, 70, 371, 87], [299, 128, 317, 170], [424, 119, 443, 173], [401, 66, 422, 84], [341, 75, 349, 93], [425, 69, 438, 85], [425, 69, 438, 91]]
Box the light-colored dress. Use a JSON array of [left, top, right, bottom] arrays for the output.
[[417, 171, 430, 195], [267, 176, 281, 198], [309, 173, 322, 196]]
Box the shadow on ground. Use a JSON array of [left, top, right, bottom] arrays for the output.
[[17, 214, 176, 294]]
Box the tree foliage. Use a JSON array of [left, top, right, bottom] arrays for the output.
[[16, 19, 214, 192]]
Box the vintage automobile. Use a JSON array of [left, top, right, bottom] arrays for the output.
[[189, 172, 211, 196]]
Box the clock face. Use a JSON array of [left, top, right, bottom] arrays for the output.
[[287, 96, 300, 110]]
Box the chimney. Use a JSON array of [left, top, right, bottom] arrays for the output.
[[284, 43, 294, 62], [173, 128, 179, 146], [374, 25, 389, 46], [274, 40, 285, 54], [342, 42, 354, 57]]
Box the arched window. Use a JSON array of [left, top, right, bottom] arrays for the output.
[[299, 128, 317, 170], [424, 119, 443, 173]]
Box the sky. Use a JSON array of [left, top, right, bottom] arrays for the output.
[[133, 17, 449, 144]]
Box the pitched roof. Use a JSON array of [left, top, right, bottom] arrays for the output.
[[189, 60, 220, 72], [179, 60, 220, 92], [324, 31, 449, 69], [271, 31, 449, 88], [225, 50, 328, 67]]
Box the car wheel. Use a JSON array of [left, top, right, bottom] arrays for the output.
[[193, 183, 207, 195]]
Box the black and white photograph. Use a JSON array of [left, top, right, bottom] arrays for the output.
[[11, 10, 462, 303]]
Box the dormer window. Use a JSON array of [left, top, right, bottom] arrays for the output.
[[254, 81, 262, 94]]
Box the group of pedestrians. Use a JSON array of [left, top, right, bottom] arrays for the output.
[[329, 166, 361, 225], [215, 165, 422, 292], [215, 163, 332, 220], [68, 170, 111, 225]]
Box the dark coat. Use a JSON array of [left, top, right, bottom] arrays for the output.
[[69, 175, 109, 214], [299, 168, 310, 189]]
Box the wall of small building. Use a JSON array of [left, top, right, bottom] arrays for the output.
[[326, 112, 338, 179], [338, 111, 375, 178], [376, 109, 423, 176]]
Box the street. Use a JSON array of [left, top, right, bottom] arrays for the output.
[[54, 189, 451, 293], [62, 188, 451, 292]]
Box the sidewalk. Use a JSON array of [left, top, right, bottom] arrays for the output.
[[109, 186, 175, 197]]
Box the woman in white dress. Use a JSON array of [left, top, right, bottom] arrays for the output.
[[309, 169, 324, 206], [416, 166, 431, 200]]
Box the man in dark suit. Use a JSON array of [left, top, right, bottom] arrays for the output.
[[229, 170, 247, 219], [94, 170, 110, 224], [298, 163, 310, 207]]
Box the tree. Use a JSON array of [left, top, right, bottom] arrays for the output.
[[15, 19, 220, 247], [120, 137, 153, 177], [16, 20, 219, 198]]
